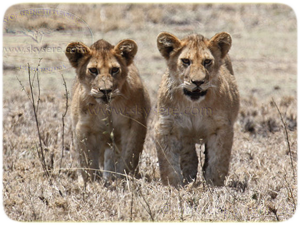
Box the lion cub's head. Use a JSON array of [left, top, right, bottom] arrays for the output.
[[66, 39, 137, 104], [157, 32, 232, 102]]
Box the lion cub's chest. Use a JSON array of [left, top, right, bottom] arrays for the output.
[[83, 103, 130, 132], [174, 111, 215, 142]]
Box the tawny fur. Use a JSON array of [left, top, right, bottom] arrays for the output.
[[65, 39, 150, 182], [155, 32, 239, 187]]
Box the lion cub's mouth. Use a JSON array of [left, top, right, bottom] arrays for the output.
[[92, 94, 112, 104], [97, 95, 111, 104], [91, 91, 113, 104], [183, 88, 207, 101]]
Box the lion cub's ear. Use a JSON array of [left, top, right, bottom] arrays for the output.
[[65, 42, 91, 68], [209, 32, 232, 59], [157, 32, 182, 59], [114, 40, 138, 66]]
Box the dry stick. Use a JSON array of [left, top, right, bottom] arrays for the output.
[[103, 82, 135, 179], [267, 204, 279, 221], [36, 64, 41, 113], [12, 167, 138, 184], [16, 76, 40, 160], [125, 175, 134, 222], [272, 98, 296, 181], [30, 59, 42, 113], [130, 189, 134, 222], [137, 186, 155, 222], [59, 74, 69, 173], [16, 75, 32, 102], [177, 189, 184, 222], [101, 80, 117, 179], [28, 62, 49, 177], [283, 168, 296, 211], [198, 142, 212, 192]]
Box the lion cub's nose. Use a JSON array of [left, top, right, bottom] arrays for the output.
[[99, 89, 112, 95], [191, 79, 205, 87]]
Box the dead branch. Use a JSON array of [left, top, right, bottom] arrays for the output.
[[272, 98, 295, 181], [137, 186, 155, 222], [59, 74, 69, 173], [27, 61, 49, 177]]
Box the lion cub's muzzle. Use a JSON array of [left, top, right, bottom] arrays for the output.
[[183, 87, 207, 101], [90, 88, 113, 104], [183, 79, 208, 101], [99, 89, 113, 103]]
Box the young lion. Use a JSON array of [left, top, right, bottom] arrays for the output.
[[65, 39, 150, 182], [155, 32, 240, 187]]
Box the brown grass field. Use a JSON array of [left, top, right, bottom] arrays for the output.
[[2, 3, 297, 222]]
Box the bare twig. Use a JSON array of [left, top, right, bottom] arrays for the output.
[[267, 204, 279, 221], [137, 186, 155, 222], [30, 58, 42, 113], [177, 189, 184, 221], [283, 168, 296, 211], [272, 98, 295, 181], [16, 75, 32, 102], [36, 60, 42, 113], [130, 188, 134, 222], [126, 176, 134, 223], [27, 62, 49, 177], [59, 74, 69, 173]]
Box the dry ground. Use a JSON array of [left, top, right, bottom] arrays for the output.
[[2, 3, 297, 222]]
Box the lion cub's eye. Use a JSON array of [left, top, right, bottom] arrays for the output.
[[203, 59, 212, 67], [181, 58, 191, 66], [111, 67, 120, 75], [88, 68, 98, 75]]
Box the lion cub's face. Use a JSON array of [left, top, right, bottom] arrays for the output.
[[157, 32, 232, 102], [66, 39, 137, 104]]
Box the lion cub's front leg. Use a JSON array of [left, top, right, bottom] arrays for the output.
[[155, 118, 183, 187], [74, 125, 106, 182], [180, 137, 199, 184], [103, 147, 116, 180], [203, 126, 234, 186], [116, 119, 147, 177]]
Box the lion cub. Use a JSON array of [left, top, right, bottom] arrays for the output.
[[65, 39, 150, 182], [155, 32, 239, 187]]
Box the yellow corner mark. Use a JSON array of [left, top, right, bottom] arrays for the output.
[[11, 0, 290, 4]]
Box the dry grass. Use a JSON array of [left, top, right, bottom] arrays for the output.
[[2, 3, 297, 222]]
